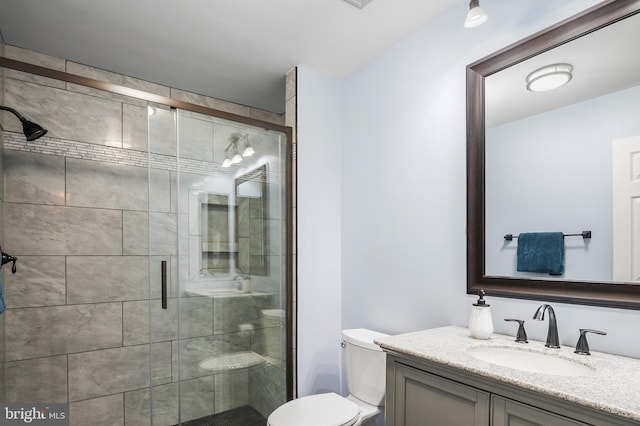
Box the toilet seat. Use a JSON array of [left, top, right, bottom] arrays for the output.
[[267, 392, 360, 426]]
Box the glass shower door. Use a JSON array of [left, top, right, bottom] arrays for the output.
[[148, 107, 289, 425], [147, 105, 182, 425]]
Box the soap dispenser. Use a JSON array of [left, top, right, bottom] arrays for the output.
[[469, 290, 493, 340]]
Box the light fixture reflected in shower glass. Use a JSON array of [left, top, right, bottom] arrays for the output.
[[241, 135, 255, 157], [221, 145, 233, 167], [220, 133, 257, 167], [526, 63, 573, 92], [464, 0, 488, 28]]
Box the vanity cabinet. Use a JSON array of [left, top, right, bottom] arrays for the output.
[[491, 396, 587, 426], [393, 363, 490, 425], [386, 353, 636, 426]]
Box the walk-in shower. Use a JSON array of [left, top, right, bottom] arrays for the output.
[[0, 56, 292, 426]]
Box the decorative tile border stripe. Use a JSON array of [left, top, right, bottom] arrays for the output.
[[4, 132, 151, 167], [4, 132, 282, 182]]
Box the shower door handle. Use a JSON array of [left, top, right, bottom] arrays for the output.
[[161, 260, 168, 309]]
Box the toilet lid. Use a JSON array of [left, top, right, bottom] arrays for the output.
[[268, 392, 360, 426]]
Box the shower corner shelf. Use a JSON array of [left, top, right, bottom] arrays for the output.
[[198, 351, 266, 373]]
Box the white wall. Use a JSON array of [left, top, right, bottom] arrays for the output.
[[297, 0, 640, 402], [296, 67, 344, 396]]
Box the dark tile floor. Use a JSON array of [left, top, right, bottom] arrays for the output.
[[176, 405, 266, 426]]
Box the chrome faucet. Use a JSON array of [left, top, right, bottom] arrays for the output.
[[533, 304, 560, 348]]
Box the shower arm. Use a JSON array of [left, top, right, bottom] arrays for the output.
[[0, 105, 29, 122]]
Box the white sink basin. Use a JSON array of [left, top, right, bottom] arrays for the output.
[[468, 347, 596, 377]]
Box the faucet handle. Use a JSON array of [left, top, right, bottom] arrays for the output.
[[574, 329, 607, 355], [504, 319, 528, 343]]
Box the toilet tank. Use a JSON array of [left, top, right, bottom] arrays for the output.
[[342, 328, 389, 406]]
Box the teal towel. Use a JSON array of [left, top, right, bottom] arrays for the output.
[[516, 232, 565, 276], [0, 264, 5, 314]]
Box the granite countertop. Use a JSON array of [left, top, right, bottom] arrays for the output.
[[375, 326, 640, 422]]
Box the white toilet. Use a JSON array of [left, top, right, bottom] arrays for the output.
[[267, 328, 389, 426], [261, 309, 286, 363]]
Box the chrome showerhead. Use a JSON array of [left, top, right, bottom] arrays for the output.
[[0, 105, 48, 141]]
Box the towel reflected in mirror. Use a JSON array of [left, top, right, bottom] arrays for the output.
[[516, 232, 565, 276]]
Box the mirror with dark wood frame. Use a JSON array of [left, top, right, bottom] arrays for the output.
[[467, 0, 640, 309]]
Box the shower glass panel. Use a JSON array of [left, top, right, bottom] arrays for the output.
[[148, 108, 289, 425], [148, 105, 181, 425]]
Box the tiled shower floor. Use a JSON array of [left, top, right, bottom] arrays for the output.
[[176, 405, 266, 426]]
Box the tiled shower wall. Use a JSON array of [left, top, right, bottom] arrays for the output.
[[0, 44, 293, 425]]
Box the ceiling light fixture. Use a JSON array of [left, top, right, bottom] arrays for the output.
[[464, 0, 488, 28], [342, 0, 373, 9], [526, 63, 573, 92]]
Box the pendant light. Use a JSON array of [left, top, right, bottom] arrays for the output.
[[464, 0, 488, 28]]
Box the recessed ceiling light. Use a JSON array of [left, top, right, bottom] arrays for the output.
[[526, 63, 573, 92], [343, 0, 373, 9]]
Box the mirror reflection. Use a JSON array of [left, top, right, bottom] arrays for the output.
[[483, 11, 640, 284], [187, 164, 268, 281], [236, 164, 268, 276], [190, 190, 237, 278]]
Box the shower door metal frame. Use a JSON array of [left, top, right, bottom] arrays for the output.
[[0, 55, 296, 401]]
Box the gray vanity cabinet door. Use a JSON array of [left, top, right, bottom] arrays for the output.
[[394, 363, 490, 425], [491, 396, 589, 426]]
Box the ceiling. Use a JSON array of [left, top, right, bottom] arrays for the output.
[[485, 10, 640, 128], [0, 0, 457, 114]]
